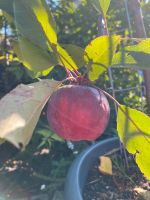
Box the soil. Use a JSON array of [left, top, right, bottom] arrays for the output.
[[0, 140, 73, 200], [83, 150, 150, 200]]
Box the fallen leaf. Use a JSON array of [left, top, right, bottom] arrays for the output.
[[134, 187, 150, 200], [98, 156, 113, 175], [0, 79, 60, 149]]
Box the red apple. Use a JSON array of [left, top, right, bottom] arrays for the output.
[[47, 85, 110, 140]]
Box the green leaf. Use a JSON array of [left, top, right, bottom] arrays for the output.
[[12, 37, 57, 72], [112, 51, 150, 69], [0, 79, 60, 149], [124, 39, 150, 68], [98, 0, 111, 15], [56, 44, 78, 70], [112, 51, 141, 69], [126, 39, 150, 53], [38, 129, 63, 142], [13, 0, 57, 51], [129, 52, 150, 69], [38, 129, 53, 138], [29, 0, 57, 44], [85, 35, 121, 81], [61, 44, 85, 67], [26, 67, 54, 79], [117, 105, 150, 179], [87, 0, 101, 14], [13, 0, 48, 50], [112, 52, 137, 66]]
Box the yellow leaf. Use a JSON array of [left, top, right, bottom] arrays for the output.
[[98, 0, 111, 15], [28, 0, 57, 44], [42, 67, 54, 76], [0, 79, 60, 149], [117, 105, 150, 179], [85, 35, 121, 80], [126, 39, 150, 53], [57, 44, 78, 70], [98, 156, 112, 175]]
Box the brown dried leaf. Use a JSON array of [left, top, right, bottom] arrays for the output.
[[0, 79, 60, 149], [98, 156, 113, 175]]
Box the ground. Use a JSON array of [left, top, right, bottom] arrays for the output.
[[0, 140, 73, 200]]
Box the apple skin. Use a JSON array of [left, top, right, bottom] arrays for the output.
[[47, 85, 110, 141]]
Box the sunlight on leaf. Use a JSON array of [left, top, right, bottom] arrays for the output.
[[56, 44, 78, 70], [126, 39, 150, 53], [124, 39, 150, 69], [29, 0, 57, 44], [13, 0, 47, 50], [26, 67, 54, 79], [117, 105, 150, 179], [85, 35, 121, 80], [42, 67, 54, 76], [3, 0, 57, 49], [0, 79, 60, 149], [112, 51, 150, 69], [98, 0, 111, 15], [112, 52, 137, 66]]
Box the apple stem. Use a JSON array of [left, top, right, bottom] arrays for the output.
[[59, 53, 81, 76], [61, 65, 74, 78], [70, 70, 79, 77], [61, 76, 77, 83], [56, 53, 80, 79]]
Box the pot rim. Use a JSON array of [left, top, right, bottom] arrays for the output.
[[64, 137, 120, 200]]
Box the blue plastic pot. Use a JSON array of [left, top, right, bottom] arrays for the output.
[[64, 137, 120, 200]]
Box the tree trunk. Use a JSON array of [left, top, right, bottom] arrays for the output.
[[129, 0, 150, 115]]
